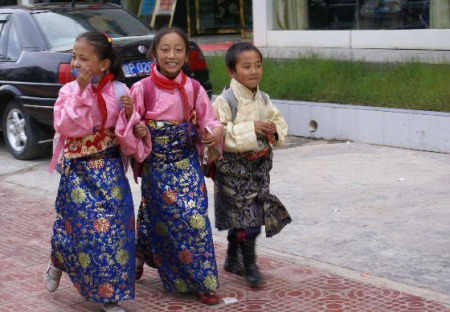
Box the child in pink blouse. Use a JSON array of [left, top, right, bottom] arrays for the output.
[[115, 27, 223, 306], [46, 31, 135, 312]]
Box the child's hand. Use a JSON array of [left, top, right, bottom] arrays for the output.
[[254, 120, 270, 135], [76, 66, 95, 91], [121, 95, 134, 119], [267, 122, 277, 135], [133, 123, 147, 139], [202, 126, 222, 147]]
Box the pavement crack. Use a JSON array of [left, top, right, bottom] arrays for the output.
[[0, 163, 44, 180]]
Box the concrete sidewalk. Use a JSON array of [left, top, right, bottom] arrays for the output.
[[1, 137, 450, 311]]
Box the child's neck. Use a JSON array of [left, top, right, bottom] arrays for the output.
[[245, 86, 258, 94], [157, 65, 180, 80]]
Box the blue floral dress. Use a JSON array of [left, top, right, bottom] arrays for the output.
[[51, 145, 135, 303], [136, 121, 219, 293]]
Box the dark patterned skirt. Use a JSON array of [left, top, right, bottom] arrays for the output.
[[136, 121, 219, 293], [51, 146, 135, 303], [214, 141, 291, 237]]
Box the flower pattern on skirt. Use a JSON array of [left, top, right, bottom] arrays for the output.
[[214, 135, 292, 236], [136, 121, 219, 293], [51, 147, 135, 303]]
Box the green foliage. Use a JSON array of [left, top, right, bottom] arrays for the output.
[[206, 56, 450, 113]]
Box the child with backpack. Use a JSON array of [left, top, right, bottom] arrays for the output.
[[115, 27, 223, 305], [46, 31, 135, 312], [212, 42, 291, 288]]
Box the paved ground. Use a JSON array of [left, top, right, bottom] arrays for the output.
[[1, 135, 450, 311]]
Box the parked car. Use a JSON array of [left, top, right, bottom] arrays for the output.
[[0, 3, 212, 160]]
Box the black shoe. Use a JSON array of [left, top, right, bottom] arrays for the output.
[[245, 263, 263, 288], [225, 232, 244, 275], [136, 257, 144, 280], [224, 254, 244, 275], [241, 238, 264, 288]]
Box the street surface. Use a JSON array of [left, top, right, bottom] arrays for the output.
[[1, 135, 450, 311]]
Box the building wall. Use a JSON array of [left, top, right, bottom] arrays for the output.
[[253, 0, 450, 50], [274, 100, 450, 153]]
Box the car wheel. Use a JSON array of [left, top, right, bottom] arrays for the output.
[[2, 99, 45, 160]]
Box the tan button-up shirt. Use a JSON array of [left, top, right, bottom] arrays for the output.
[[212, 78, 288, 153]]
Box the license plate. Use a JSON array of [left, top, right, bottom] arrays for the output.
[[122, 60, 152, 77]]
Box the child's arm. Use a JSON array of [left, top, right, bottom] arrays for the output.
[[254, 120, 271, 135], [120, 94, 134, 120], [265, 95, 288, 146], [202, 125, 222, 148], [191, 84, 223, 153], [115, 81, 151, 162], [54, 82, 94, 138], [212, 95, 258, 153], [133, 123, 148, 139]]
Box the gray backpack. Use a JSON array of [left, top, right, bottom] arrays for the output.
[[221, 87, 269, 121]]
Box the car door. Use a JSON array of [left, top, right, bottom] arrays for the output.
[[0, 11, 54, 160]]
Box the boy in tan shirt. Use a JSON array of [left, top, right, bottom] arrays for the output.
[[212, 42, 291, 288]]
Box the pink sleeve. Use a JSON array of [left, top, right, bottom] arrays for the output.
[[54, 82, 94, 137], [193, 84, 223, 156], [115, 81, 151, 162]]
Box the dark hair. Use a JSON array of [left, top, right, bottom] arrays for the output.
[[225, 42, 263, 72], [149, 26, 190, 60], [75, 31, 123, 79]]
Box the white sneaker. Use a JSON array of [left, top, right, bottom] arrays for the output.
[[102, 302, 126, 312], [44, 262, 62, 292]]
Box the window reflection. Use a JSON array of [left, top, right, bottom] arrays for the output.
[[195, 0, 252, 35], [273, 0, 449, 30]]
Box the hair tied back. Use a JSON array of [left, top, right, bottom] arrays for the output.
[[102, 33, 113, 44]]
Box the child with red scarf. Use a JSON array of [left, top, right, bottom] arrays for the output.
[[46, 32, 136, 312], [115, 27, 223, 305]]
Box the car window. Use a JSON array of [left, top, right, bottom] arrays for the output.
[[32, 8, 154, 51], [6, 21, 21, 61], [0, 16, 5, 34], [0, 13, 10, 61]]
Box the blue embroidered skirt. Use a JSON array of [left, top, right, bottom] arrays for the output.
[[136, 121, 219, 293], [51, 146, 135, 303]]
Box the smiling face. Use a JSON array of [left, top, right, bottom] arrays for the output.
[[227, 50, 262, 92], [154, 32, 188, 79], [71, 37, 110, 78]]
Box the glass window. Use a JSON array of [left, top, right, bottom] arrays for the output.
[[0, 15, 7, 61], [197, 0, 241, 32], [359, 0, 429, 29], [0, 0, 17, 5], [272, 0, 447, 30], [6, 22, 21, 61], [32, 7, 153, 50]]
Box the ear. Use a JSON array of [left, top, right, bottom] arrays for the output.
[[226, 67, 235, 79], [101, 59, 111, 72], [184, 54, 189, 65]]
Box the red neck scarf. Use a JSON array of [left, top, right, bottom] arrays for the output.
[[150, 64, 190, 123], [91, 72, 114, 129]]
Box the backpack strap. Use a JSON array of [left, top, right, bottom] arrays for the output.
[[191, 78, 201, 105], [222, 86, 269, 122], [113, 80, 126, 112], [260, 91, 269, 106], [142, 76, 156, 112], [222, 86, 238, 122]]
